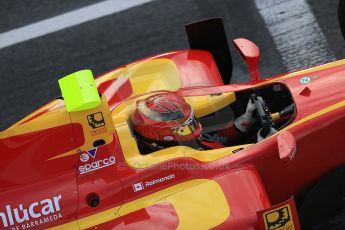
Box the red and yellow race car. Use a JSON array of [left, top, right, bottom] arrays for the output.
[[1, 18, 345, 230]]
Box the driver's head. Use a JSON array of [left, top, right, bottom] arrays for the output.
[[132, 92, 202, 150]]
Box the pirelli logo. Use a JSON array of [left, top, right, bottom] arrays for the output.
[[257, 197, 300, 230]]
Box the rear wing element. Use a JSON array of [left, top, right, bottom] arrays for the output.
[[185, 18, 233, 84]]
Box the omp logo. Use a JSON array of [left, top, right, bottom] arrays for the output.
[[79, 156, 116, 174], [132, 174, 175, 192], [87, 112, 105, 129], [264, 205, 292, 230], [0, 195, 62, 229]]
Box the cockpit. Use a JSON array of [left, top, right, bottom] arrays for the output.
[[112, 82, 295, 166]]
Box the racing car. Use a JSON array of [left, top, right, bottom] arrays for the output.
[[1, 18, 345, 230]]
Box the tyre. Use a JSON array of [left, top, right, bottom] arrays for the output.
[[297, 165, 345, 229]]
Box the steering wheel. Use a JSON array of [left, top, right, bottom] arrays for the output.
[[251, 94, 273, 137]]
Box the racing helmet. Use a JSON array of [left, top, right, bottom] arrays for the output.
[[132, 93, 202, 149]]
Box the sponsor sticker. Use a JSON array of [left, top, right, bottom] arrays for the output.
[[79, 156, 116, 174], [0, 195, 62, 229], [132, 174, 175, 192], [80, 153, 89, 163], [163, 136, 174, 141], [87, 112, 105, 129], [264, 206, 292, 229], [86, 148, 97, 158], [91, 126, 107, 136], [257, 197, 300, 230], [132, 183, 144, 192], [79, 148, 116, 174], [299, 77, 311, 85], [232, 148, 244, 153]]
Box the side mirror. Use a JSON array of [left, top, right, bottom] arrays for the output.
[[277, 131, 297, 164], [233, 38, 260, 82]]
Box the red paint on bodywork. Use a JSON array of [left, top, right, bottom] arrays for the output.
[[234, 38, 261, 82], [96, 50, 224, 89], [89, 202, 179, 229], [98, 77, 133, 109], [214, 167, 271, 229], [76, 136, 123, 220], [0, 123, 83, 190], [165, 50, 224, 87]]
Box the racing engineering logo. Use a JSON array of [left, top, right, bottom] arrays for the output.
[[87, 112, 105, 129], [264, 205, 292, 230], [132, 174, 175, 192], [0, 195, 62, 229]]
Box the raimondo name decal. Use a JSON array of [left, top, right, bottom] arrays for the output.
[[132, 174, 175, 192], [0, 194, 62, 229]]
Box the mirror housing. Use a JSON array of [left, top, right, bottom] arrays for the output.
[[277, 131, 297, 164], [233, 38, 260, 82]]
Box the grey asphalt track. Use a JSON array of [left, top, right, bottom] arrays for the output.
[[1, 0, 345, 229], [0, 0, 344, 131]]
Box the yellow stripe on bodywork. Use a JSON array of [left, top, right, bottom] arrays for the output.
[[47, 149, 78, 160], [48, 221, 79, 230], [51, 179, 206, 229], [282, 99, 345, 131], [184, 92, 236, 118], [96, 58, 181, 96], [126, 59, 181, 94], [112, 91, 240, 169], [116, 122, 250, 169], [257, 58, 345, 86], [255, 99, 345, 144], [0, 105, 70, 139], [163, 180, 230, 229], [50, 179, 230, 230]]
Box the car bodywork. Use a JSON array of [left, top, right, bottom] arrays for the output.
[[1, 19, 345, 230]]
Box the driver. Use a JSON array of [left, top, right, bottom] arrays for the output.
[[131, 92, 257, 153]]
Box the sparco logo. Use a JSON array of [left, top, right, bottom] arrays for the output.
[[79, 156, 116, 174], [133, 174, 175, 192], [0, 194, 62, 229]]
